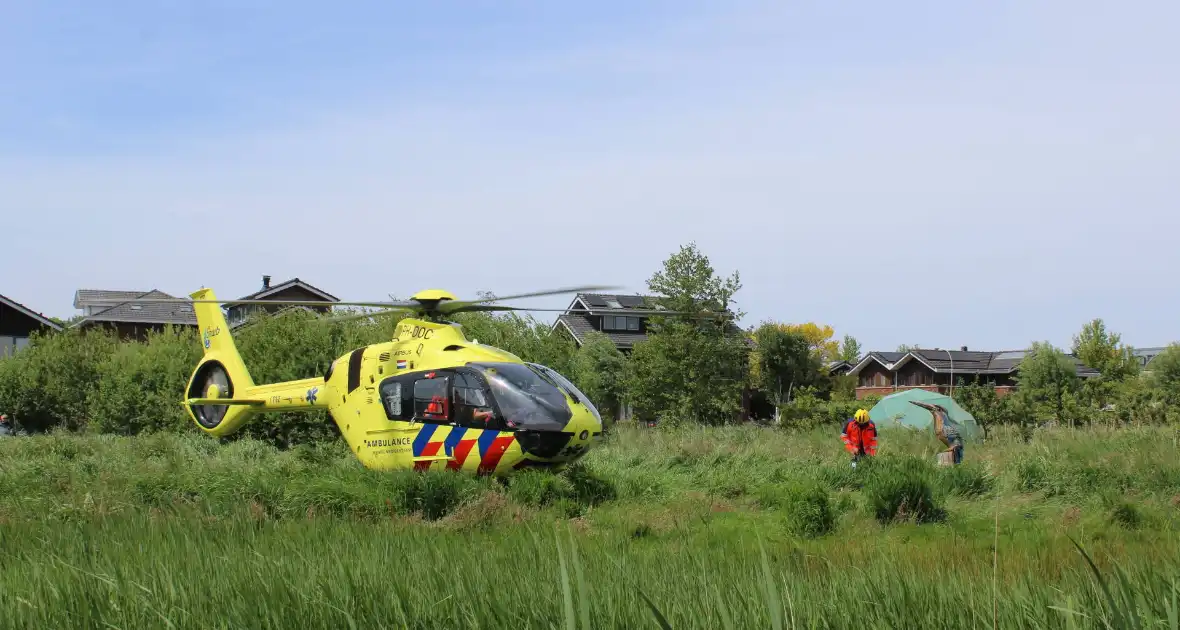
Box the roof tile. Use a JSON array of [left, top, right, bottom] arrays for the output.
[[862, 347, 1101, 378]]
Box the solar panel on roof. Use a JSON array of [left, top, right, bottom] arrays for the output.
[[584, 295, 608, 307], [605, 299, 623, 309], [616, 296, 645, 307]]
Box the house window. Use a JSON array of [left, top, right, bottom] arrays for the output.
[[903, 370, 931, 386], [602, 316, 640, 331], [0, 336, 13, 357]]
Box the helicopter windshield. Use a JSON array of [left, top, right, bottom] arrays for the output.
[[526, 362, 602, 426], [469, 362, 572, 432]]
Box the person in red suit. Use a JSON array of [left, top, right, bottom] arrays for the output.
[[841, 408, 878, 468]]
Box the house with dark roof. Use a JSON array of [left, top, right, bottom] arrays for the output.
[[846, 347, 1100, 400], [0, 293, 62, 357], [552, 292, 749, 352], [552, 293, 659, 353], [226, 276, 339, 329], [827, 360, 854, 376], [72, 289, 197, 340]]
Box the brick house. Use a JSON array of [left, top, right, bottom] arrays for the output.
[[847, 347, 1100, 400], [0, 292, 62, 356]]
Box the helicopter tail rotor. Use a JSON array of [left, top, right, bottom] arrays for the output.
[[187, 361, 234, 429]]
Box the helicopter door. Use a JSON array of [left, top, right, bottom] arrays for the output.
[[452, 370, 502, 430], [412, 373, 452, 423]]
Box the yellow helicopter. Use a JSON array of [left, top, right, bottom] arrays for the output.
[[133, 285, 675, 476]]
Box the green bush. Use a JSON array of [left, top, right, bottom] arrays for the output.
[[777, 395, 882, 429], [935, 462, 995, 498], [757, 481, 836, 538], [382, 470, 489, 520], [863, 456, 946, 525], [1108, 501, 1144, 530], [505, 470, 577, 508], [0, 309, 587, 445], [562, 462, 618, 505], [503, 464, 617, 513], [88, 327, 203, 435], [0, 327, 119, 432]]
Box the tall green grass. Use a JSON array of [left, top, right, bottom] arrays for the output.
[[1, 424, 1177, 628]]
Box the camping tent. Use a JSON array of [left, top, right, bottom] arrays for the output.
[[867, 389, 980, 439]]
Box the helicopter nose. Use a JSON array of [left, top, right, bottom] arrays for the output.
[[515, 407, 601, 461]]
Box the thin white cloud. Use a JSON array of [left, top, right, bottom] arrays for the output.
[[3, 0, 1177, 352]]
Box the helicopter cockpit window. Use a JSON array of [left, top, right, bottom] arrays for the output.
[[452, 371, 501, 429], [469, 362, 572, 432], [413, 375, 450, 422], [527, 362, 603, 426]]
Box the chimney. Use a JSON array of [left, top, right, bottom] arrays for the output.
[[961, 345, 968, 352], [262, 275, 271, 290]]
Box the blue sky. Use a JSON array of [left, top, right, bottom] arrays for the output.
[[2, 0, 1177, 352]]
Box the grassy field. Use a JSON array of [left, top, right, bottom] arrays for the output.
[[1, 423, 1178, 629]]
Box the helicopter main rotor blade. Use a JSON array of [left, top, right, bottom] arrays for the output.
[[441, 304, 540, 314], [464, 285, 623, 305], [126, 297, 419, 309], [458, 306, 729, 317], [435, 285, 623, 314], [315, 309, 409, 324]]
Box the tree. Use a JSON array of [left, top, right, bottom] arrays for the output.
[[453, 312, 577, 377], [1071, 318, 1138, 381], [645, 242, 742, 317], [896, 344, 918, 353], [1147, 343, 1180, 404], [781, 323, 840, 364], [1014, 341, 1081, 426], [626, 242, 749, 425], [838, 334, 862, 363], [751, 322, 821, 419], [568, 332, 628, 425]]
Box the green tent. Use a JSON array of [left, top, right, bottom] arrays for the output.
[[867, 389, 980, 439]]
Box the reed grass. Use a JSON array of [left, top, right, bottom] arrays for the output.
[[0, 423, 1176, 628]]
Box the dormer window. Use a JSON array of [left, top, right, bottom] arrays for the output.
[[602, 315, 640, 331]]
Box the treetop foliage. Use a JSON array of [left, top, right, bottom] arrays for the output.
[[1, 246, 1176, 442]]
